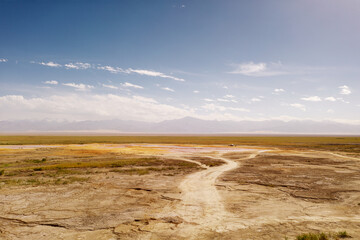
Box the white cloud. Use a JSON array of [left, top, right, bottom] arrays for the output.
[[251, 97, 261, 102], [327, 109, 334, 113], [96, 65, 185, 81], [39, 61, 62, 67], [217, 98, 238, 103], [274, 88, 285, 92], [161, 87, 175, 92], [229, 62, 286, 77], [128, 68, 185, 82], [63, 83, 94, 91], [273, 88, 285, 94], [97, 65, 125, 74], [301, 96, 322, 102], [102, 84, 118, 89], [217, 98, 230, 102], [204, 98, 214, 102], [122, 82, 143, 89], [202, 103, 249, 112], [44, 80, 58, 85], [336, 97, 350, 104], [32, 61, 184, 82], [288, 103, 306, 111], [0, 94, 191, 122], [0, 58, 8, 62], [224, 94, 235, 99], [339, 85, 351, 95], [325, 97, 336, 102], [65, 62, 91, 70], [193, 90, 199, 93], [132, 95, 158, 104]]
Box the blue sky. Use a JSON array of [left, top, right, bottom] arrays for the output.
[[0, 0, 359, 123]]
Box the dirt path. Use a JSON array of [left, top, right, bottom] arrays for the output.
[[175, 151, 262, 236], [321, 151, 360, 161]]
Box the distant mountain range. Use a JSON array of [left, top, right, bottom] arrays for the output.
[[1, 117, 360, 134]]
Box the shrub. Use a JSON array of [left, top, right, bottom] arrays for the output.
[[296, 233, 328, 240], [337, 231, 351, 238]]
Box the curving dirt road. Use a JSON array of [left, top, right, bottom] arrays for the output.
[[175, 151, 263, 235]]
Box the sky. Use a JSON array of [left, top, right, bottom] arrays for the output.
[[0, 0, 359, 124]]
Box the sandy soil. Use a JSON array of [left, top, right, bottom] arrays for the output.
[[0, 144, 359, 239]]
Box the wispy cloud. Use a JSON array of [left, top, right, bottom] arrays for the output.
[[217, 95, 238, 103], [339, 85, 351, 95], [202, 103, 249, 112], [251, 97, 262, 102], [325, 97, 336, 102], [161, 87, 175, 92], [336, 97, 350, 104], [63, 83, 94, 91], [229, 62, 286, 77], [31, 61, 185, 82], [44, 80, 58, 85], [288, 103, 306, 111], [217, 98, 237, 103], [204, 98, 214, 102], [224, 94, 235, 99], [0, 58, 8, 62], [273, 88, 285, 94], [102, 84, 118, 89], [193, 90, 199, 93], [65, 62, 91, 70], [39, 61, 62, 67], [128, 68, 185, 82], [301, 96, 322, 102], [97, 65, 125, 74], [96, 66, 184, 81], [122, 82, 143, 89]]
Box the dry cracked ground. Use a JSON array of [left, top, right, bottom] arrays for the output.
[[0, 144, 359, 239]]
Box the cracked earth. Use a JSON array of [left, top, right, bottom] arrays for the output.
[[0, 144, 359, 239]]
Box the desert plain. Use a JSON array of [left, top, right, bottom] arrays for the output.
[[0, 136, 359, 240]]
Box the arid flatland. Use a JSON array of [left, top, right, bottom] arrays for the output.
[[0, 137, 359, 239]]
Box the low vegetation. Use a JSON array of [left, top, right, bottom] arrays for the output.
[[0, 146, 200, 187], [294, 231, 351, 240], [189, 156, 225, 167], [0, 136, 359, 153]]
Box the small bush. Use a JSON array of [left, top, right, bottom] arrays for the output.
[[337, 231, 351, 238], [33, 167, 43, 171], [0, 169, 4, 176], [296, 232, 328, 240], [296, 231, 351, 240]]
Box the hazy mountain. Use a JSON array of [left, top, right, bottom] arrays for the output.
[[1, 117, 360, 134]]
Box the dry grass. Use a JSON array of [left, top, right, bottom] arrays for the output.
[[189, 156, 225, 167], [0, 136, 359, 153], [0, 146, 199, 187], [295, 231, 351, 240]]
